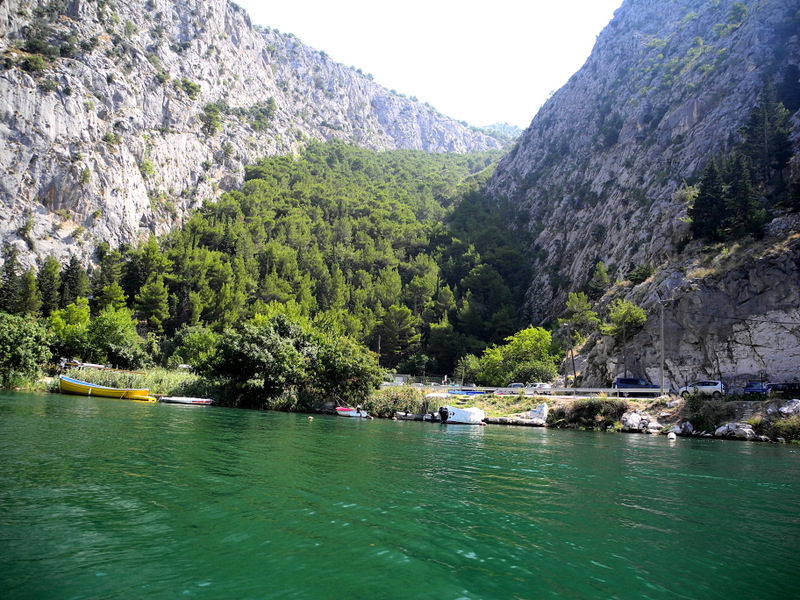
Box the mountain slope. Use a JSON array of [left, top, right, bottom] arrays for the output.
[[487, 0, 800, 387], [0, 0, 502, 267]]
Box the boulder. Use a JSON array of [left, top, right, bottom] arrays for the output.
[[671, 422, 694, 436], [621, 410, 644, 432], [734, 427, 757, 441], [647, 420, 664, 433], [714, 423, 737, 437]]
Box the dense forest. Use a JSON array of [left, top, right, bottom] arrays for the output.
[[0, 140, 543, 397]]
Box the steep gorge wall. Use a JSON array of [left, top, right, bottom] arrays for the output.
[[0, 0, 501, 268], [487, 0, 800, 386]]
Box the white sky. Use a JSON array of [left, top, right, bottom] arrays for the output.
[[234, 0, 624, 129]]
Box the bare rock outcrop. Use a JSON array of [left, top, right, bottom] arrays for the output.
[[487, 0, 800, 385], [0, 0, 502, 268]]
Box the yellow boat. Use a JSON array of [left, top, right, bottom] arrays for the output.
[[59, 375, 154, 401]]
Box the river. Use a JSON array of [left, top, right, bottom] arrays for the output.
[[1, 391, 799, 599]]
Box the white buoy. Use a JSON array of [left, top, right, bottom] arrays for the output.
[[667, 432, 677, 441], [307, 416, 314, 421]]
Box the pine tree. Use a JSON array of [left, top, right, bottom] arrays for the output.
[[739, 84, 791, 183], [60, 255, 89, 308], [0, 244, 22, 314], [689, 160, 727, 242], [92, 243, 125, 297], [586, 261, 610, 300], [37, 255, 62, 317], [17, 268, 42, 315], [725, 156, 766, 239], [561, 292, 600, 338], [96, 281, 128, 311], [135, 273, 170, 335]]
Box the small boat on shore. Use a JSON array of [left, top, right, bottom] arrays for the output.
[[59, 375, 153, 401], [395, 410, 423, 421], [336, 406, 369, 418], [159, 396, 213, 405], [438, 405, 486, 425]]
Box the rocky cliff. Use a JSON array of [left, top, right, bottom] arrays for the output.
[[486, 0, 800, 388], [0, 0, 501, 267]]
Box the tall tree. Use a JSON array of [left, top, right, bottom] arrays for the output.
[[135, 273, 170, 335], [0, 313, 51, 387], [375, 304, 420, 369], [689, 159, 727, 242], [738, 84, 791, 182], [601, 299, 647, 342], [17, 268, 42, 315], [92, 243, 125, 297], [60, 255, 88, 308], [586, 261, 610, 300], [725, 156, 766, 239], [37, 255, 61, 317], [560, 292, 600, 338], [0, 243, 22, 314], [96, 281, 128, 311]]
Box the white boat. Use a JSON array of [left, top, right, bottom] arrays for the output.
[[335, 406, 369, 418], [438, 405, 486, 425], [159, 396, 213, 405]]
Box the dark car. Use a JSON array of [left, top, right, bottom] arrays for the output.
[[743, 381, 768, 395], [612, 377, 660, 397], [766, 382, 800, 398]]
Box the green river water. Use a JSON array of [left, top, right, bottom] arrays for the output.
[[1, 391, 799, 599]]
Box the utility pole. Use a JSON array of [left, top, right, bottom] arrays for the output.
[[660, 303, 665, 396], [566, 323, 577, 387], [622, 322, 627, 378]]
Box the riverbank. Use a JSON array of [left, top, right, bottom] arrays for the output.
[[469, 393, 800, 443], [27, 371, 800, 443]]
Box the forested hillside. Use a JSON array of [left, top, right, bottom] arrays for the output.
[[0, 0, 502, 270], [0, 141, 533, 379]]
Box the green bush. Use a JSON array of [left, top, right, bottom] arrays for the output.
[[139, 160, 155, 178], [0, 313, 52, 388], [546, 398, 628, 429], [178, 78, 200, 99], [681, 395, 736, 432], [752, 415, 800, 442], [365, 386, 433, 418], [21, 55, 47, 74]]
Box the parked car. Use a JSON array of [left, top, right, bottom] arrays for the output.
[[508, 382, 525, 389], [766, 382, 800, 398], [527, 382, 552, 395], [612, 377, 660, 396], [678, 380, 725, 397], [743, 381, 768, 395]]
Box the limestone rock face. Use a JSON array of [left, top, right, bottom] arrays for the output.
[[0, 0, 501, 268], [486, 0, 800, 385]]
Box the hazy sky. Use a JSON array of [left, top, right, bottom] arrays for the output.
[[234, 0, 624, 128]]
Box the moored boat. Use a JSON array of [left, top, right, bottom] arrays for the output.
[[159, 396, 213, 405], [58, 375, 154, 401], [335, 406, 369, 418], [438, 405, 486, 425], [395, 410, 423, 421]]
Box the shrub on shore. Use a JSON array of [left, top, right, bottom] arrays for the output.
[[546, 398, 628, 429], [680, 394, 737, 432]]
